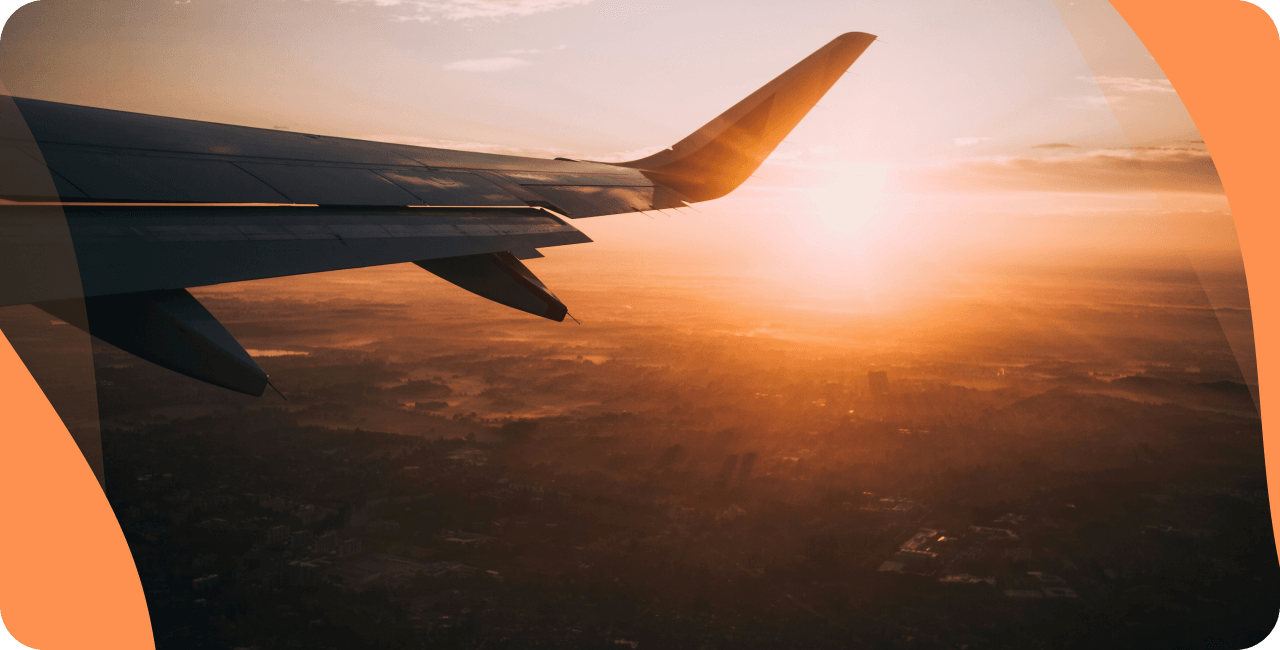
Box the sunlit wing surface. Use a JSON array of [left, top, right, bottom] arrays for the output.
[[0, 32, 876, 395]]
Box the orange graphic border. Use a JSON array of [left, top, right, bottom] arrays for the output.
[[0, 1, 1275, 647]]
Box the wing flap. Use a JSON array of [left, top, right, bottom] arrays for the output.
[[0, 205, 591, 307]]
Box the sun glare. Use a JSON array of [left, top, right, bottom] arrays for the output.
[[810, 161, 892, 236], [738, 161, 936, 316]]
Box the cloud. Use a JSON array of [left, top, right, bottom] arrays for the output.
[[953, 136, 991, 147], [1082, 75, 1176, 93], [919, 146, 1224, 195], [442, 57, 531, 72], [1058, 95, 1116, 110], [443, 44, 565, 69], [342, 0, 595, 22], [600, 4, 670, 19], [1032, 143, 1080, 149]]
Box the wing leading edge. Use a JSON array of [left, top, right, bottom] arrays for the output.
[[0, 33, 875, 394]]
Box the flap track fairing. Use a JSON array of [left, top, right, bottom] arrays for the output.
[[415, 251, 567, 322], [36, 289, 269, 396]]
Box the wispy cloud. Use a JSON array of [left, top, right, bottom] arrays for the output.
[[919, 146, 1223, 194], [953, 136, 991, 147], [442, 57, 531, 72], [1058, 95, 1116, 110], [1082, 75, 1176, 93], [1032, 143, 1080, 149], [340, 0, 594, 22], [500, 45, 567, 54], [599, 3, 670, 19]]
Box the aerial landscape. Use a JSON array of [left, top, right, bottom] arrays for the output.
[[4, 246, 1271, 648]]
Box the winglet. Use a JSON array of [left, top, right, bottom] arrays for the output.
[[615, 32, 876, 202]]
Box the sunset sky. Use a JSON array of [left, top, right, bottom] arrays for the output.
[[0, 0, 1242, 312]]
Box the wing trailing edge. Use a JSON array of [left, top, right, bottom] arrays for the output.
[[615, 32, 876, 202]]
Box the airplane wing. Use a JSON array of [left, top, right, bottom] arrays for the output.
[[0, 32, 876, 395]]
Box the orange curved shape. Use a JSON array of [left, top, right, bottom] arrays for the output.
[[0, 330, 153, 649], [1109, 0, 1280, 557]]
